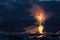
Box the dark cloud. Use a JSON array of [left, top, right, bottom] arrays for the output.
[[0, 0, 60, 33], [38, 0, 60, 1], [0, 0, 34, 33]]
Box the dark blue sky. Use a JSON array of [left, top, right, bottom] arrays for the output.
[[0, 0, 60, 33]]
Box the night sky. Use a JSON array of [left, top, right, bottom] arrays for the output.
[[0, 0, 60, 33]]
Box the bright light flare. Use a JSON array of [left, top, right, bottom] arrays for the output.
[[38, 25, 44, 34], [35, 13, 46, 23], [35, 12, 46, 38], [28, 4, 48, 38]]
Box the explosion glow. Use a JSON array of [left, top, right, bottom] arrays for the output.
[[35, 12, 46, 34], [38, 25, 44, 34], [35, 12, 46, 37], [29, 4, 47, 37]]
